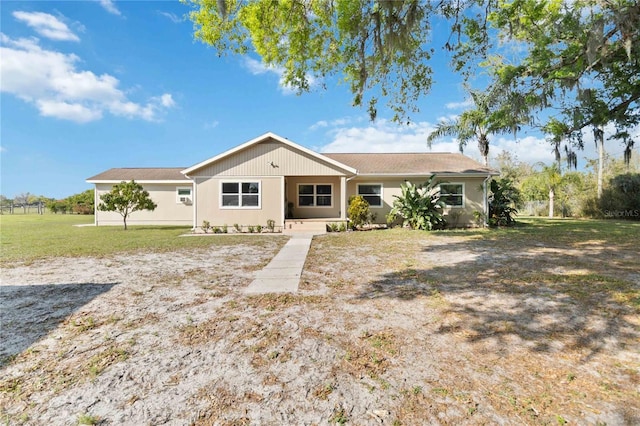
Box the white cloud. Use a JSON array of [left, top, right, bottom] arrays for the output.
[[36, 99, 102, 122], [0, 34, 174, 123], [309, 117, 363, 132], [243, 57, 317, 95], [158, 11, 183, 23], [98, 0, 121, 16], [309, 120, 328, 131], [312, 117, 570, 166], [12, 11, 79, 42], [317, 120, 443, 153], [489, 135, 554, 166], [205, 120, 219, 129], [157, 93, 175, 108], [445, 99, 473, 110]]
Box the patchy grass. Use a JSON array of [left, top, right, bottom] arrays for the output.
[[0, 214, 287, 265], [1, 217, 639, 424]]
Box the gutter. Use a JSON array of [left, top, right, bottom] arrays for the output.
[[183, 174, 197, 230]]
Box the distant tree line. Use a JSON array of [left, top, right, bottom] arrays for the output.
[[494, 152, 640, 220], [0, 189, 94, 215]]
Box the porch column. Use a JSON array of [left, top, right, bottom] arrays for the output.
[[281, 176, 286, 227], [191, 177, 197, 230], [340, 176, 347, 220]]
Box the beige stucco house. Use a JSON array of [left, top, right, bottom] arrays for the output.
[[87, 132, 498, 229]]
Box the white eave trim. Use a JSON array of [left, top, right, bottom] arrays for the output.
[[181, 132, 358, 176], [86, 179, 191, 184], [352, 172, 500, 178]]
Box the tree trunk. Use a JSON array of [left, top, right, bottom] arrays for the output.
[[595, 126, 605, 198], [478, 134, 489, 166], [549, 188, 555, 218]]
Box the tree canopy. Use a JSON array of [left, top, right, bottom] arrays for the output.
[[187, 0, 454, 122], [98, 181, 157, 230], [186, 0, 639, 171]]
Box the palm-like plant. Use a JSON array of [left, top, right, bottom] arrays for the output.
[[427, 85, 521, 166], [388, 176, 445, 230], [488, 178, 519, 226]]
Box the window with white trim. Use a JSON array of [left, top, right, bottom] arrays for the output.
[[176, 187, 192, 204], [440, 183, 464, 207], [357, 184, 383, 207], [298, 184, 333, 207], [221, 181, 261, 208]]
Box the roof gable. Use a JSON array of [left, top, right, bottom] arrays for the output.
[[182, 132, 357, 176]]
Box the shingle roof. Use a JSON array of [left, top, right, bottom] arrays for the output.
[[87, 153, 496, 182], [86, 168, 189, 182], [323, 153, 497, 175]]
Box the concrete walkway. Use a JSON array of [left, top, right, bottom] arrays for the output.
[[244, 234, 315, 294]]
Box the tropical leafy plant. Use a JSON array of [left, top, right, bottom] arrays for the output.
[[488, 178, 519, 226], [388, 176, 445, 231]]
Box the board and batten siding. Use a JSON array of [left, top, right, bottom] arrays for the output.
[[188, 139, 349, 177], [195, 176, 282, 227], [94, 183, 192, 226], [346, 176, 486, 227]]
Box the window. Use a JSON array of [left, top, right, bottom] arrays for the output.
[[221, 181, 260, 208], [176, 187, 192, 204], [357, 184, 383, 207], [440, 183, 464, 207], [298, 184, 332, 207]]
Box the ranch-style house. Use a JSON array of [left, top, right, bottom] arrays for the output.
[[87, 132, 498, 229]]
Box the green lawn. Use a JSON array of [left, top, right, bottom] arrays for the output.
[[0, 214, 286, 265]]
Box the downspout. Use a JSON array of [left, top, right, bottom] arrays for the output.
[[184, 174, 197, 230], [94, 185, 98, 226], [343, 173, 358, 222], [483, 174, 492, 227]]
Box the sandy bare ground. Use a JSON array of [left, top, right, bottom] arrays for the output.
[[1, 231, 639, 425]]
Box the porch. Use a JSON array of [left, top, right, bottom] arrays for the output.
[[283, 218, 348, 234]]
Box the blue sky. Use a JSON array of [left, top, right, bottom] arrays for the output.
[[1, 1, 636, 199]]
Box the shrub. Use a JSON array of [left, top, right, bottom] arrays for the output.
[[446, 210, 463, 228], [266, 219, 275, 232], [233, 223, 241, 232], [584, 173, 640, 220], [222, 224, 228, 233], [248, 225, 255, 233], [256, 224, 263, 233], [201, 220, 211, 233], [338, 222, 347, 232], [348, 195, 373, 229], [472, 210, 485, 227], [488, 178, 518, 226], [388, 176, 446, 230]]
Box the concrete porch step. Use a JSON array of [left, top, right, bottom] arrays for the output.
[[284, 220, 329, 234]]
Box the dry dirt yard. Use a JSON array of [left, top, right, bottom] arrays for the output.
[[1, 225, 639, 425]]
